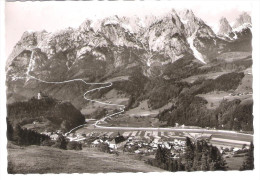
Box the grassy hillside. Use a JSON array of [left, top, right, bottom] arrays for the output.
[[7, 143, 164, 173], [197, 91, 252, 109]]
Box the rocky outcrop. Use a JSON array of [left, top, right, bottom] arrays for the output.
[[217, 17, 232, 37]]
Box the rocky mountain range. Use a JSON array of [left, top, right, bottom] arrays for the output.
[[217, 12, 252, 41], [6, 9, 252, 111]]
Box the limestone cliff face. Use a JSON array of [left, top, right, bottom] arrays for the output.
[[7, 9, 219, 82], [6, 8, 230, 82], [7, 17, 148, 82], [143, 10, 192, 63], [6, 9, 252, 107]]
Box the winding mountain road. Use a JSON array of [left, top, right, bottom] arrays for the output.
[[19, 50, 253, 143], [20, 51, 126, 136]]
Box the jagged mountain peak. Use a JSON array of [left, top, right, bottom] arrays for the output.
[[219, 17, 229, 24], [79, 19, 93, 32], [164, 9, 185, 29], [169, 8, 179, 16], [179, 9, 195, 20], [233, 12, 251, 29], [177, 8, 214, 38], [146, 8, 182, 27], [217, 17, 232, 36], [101, 15, 121, 26], [178, 9, 205, 25], [119, 15, 147, 34]]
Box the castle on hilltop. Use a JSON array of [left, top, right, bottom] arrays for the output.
[[37, 91, 48, 100]]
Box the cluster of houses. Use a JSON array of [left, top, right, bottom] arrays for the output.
[[41, 129, 249, 160], [64, 131, 187, 158], [41, 130, 63, 140], [91, 134, 126, 150], [122, 136, 186, 158], [218, 145, 250, 159], [37, 91, 49, 100]]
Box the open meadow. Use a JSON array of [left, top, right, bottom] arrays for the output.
[[7, 143, 164, 174]]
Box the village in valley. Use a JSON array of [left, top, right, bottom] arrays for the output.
[[67, 130, 187, 156], [41, 126, 250, 160], [28, 91, 252, 169], [38, 91, 250, 161]]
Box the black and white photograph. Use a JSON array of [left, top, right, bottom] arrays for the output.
[[0, 0, 260, 178]]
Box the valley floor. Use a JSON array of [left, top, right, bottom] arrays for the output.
[[7, 142, 164, 174]]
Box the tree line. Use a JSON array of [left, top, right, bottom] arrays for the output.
[[158, 94, 253, 131], [147, 137, 228, 172], [7, 96, 85, 132], [7, 118, 50, 146], [240, 142, 254, 170], [7, 118, 82, 150], [148, 137, 254, 172]]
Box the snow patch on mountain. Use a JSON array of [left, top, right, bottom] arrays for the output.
[[138, 19, 146, 28], [147, 59, 151, 67], [104, 19, 119, 26], [179, 17, 188, 25], [233, 23, 251, 32], [209, 23, 219, 34], [26, 29, 35, 33], [187, 35, 206, 64], [26, 51, 35, 76], [121, 23, 134, 33], [233, 33, 238, 39]]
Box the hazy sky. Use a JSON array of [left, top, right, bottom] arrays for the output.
[[5, 1, 252, 59]]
